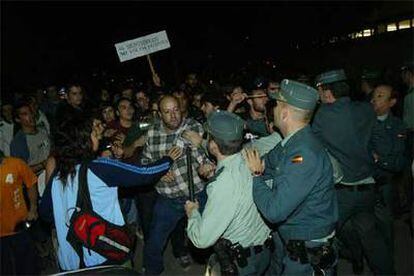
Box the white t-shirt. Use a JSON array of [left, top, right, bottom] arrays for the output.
[[0, 120, 14, 156]]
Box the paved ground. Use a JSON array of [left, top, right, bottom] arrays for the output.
[[136, 217, 413, 276], [43, 215, 413, 275]]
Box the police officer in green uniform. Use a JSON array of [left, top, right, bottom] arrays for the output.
[[313, 69, 394, 274], [244, 79, 338, 275], [185, 110, 272, 275], [371, 84, 408, 255], [401, 63, 414, 158]]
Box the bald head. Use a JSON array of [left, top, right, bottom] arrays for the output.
[[159, 95, 182, 132]]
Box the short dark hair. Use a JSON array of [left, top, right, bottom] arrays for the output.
[[200, 91, 226, 109], [321, 81, 350, 99], [115, 97, 133, 110], [119, 83, 134, 94], [223, 84, 243, 96], [13, 99, 31, 119], [67, 83, 83, 92], [246, 88, 266, 96], [211, 136, 242, 156], [361, 78, 379, 89]]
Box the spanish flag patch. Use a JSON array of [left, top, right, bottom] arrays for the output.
[[291, 155, 303, 164]]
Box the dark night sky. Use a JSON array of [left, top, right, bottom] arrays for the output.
[[1, 1, 412, 90]]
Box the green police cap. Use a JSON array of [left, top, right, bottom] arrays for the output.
[[269, 79, 319, 111], [316, 69, 347, 86], [361, 69, 381, 80], [206, 110, 245, 141]]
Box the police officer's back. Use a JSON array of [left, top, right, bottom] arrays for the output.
[[185, 111, 272, 275], [313, 70, 377, 183], [244, 80, 338, 275], [312, 70, 394, 274]]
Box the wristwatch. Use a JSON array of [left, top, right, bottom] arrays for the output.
[[252, 171, 263, 177]]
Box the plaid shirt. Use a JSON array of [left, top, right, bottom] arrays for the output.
[[141, 117, 209, 198]]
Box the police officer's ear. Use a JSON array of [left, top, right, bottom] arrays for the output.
[[389, 97, 397, 108]]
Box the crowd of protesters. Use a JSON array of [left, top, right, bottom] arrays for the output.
[[0, 62, 413, 275]]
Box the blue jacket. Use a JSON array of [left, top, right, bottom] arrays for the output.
[[39, 156, 172, 271], [312, 97, 377, 183], [253, 126, 338, 241]]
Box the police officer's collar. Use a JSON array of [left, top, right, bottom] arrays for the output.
[[335, 96, 351, 103], [216, 153, 239, 171], [377, 113, 389, 122], [281, 126, 306, 147]]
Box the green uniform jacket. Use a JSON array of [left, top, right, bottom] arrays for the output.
[[187, 153, 271, 248]]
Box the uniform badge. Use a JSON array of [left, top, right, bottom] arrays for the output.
[[291, 155, 303, 164]]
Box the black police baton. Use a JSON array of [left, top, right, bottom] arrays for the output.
[[186, 146, 195, 202]]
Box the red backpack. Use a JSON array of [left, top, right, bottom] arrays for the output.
[[66, 163, 135, 267]]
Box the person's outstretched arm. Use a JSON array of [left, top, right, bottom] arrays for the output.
[[89, 147, 181, 187]]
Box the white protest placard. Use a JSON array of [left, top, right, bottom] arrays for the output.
[[115, 30, 171, 62]]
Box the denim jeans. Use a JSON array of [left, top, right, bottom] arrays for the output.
[[143, 191, 206, 275]]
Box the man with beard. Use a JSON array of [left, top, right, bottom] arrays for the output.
[[227, 80, 269, 138], [245, 83, 270, 137], [141, 95, 213, 275]]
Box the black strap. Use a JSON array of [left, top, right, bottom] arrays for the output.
[[77, 163, 93, 211], [74, 162, 93, 268], [186, 146, 195, 201]]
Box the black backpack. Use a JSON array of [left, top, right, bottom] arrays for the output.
[[66, 163, 135, 268]]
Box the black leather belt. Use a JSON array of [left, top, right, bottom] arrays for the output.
[[243, 236, 273, 257], [244, 244, 264, 257], [336, 183, 375, 192]]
